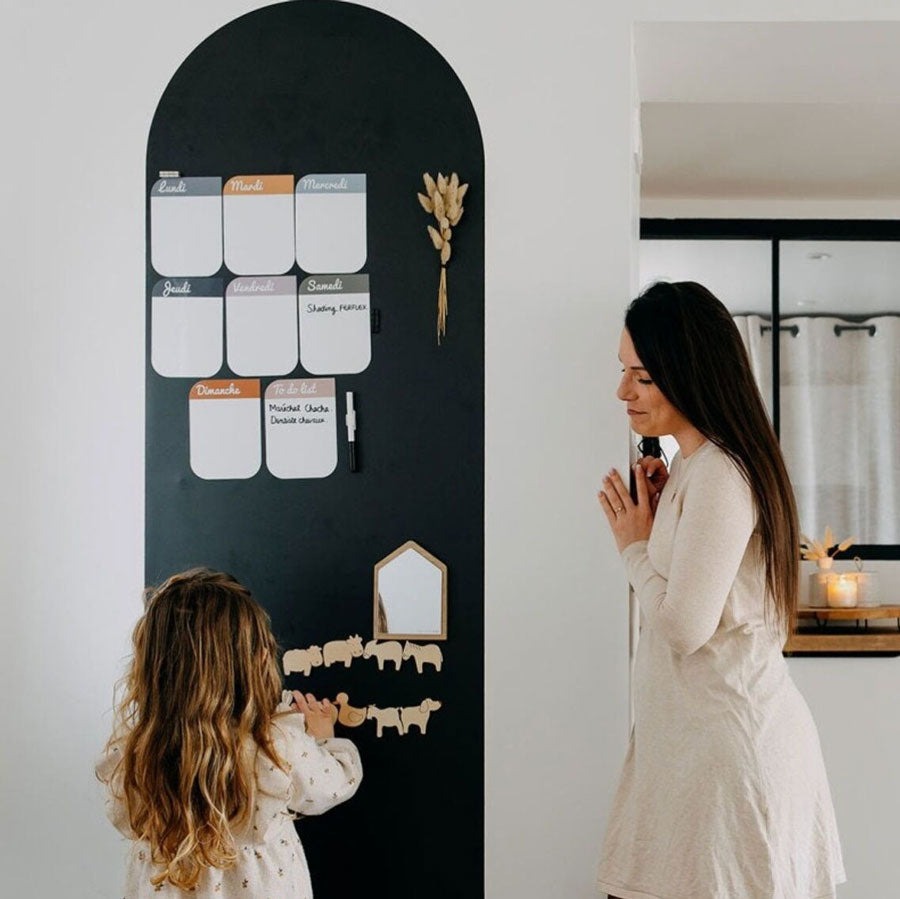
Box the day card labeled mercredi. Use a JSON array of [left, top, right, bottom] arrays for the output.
[[264, 378, 337, 479], [151, 278, 223, 378], [189, 379, 261, 480], [295, 173, 367, 273], [150, 177, 223, 276], [225, 276, 298, 376], [299, 275, 371, 375], [223, 175, 294, 275]]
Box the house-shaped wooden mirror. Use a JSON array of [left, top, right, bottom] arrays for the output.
[[374, 540, 447, 641]]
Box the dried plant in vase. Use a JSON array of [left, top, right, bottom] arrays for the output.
[[799, 526, 857, 570], [417, 172, 468, 344]]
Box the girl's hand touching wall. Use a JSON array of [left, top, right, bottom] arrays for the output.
[[291, 690, 335, 739]]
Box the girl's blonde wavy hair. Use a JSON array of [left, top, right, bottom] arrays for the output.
[[102, 568, 287, 890]]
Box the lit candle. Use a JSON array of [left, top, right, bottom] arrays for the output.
[[826, 573, 858, 608]]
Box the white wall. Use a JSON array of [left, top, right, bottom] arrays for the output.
[[3, 1, 897, 896]]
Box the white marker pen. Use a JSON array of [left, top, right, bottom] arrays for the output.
[[345, 391, 357, 472]]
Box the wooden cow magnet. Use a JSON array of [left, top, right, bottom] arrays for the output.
[[323, 635, 364, 668]]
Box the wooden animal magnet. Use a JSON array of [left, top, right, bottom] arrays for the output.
[[402, 641, 443, 673], [400, 699, 441, 735], [363, 639, 403, 671], [323, 634, 364, 668], [334, 692, 367, 727], [282, 645, 323, 676], [366, 705, 404, 738]]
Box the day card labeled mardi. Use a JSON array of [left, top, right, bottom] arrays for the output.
[[223, 175, 295, 275]]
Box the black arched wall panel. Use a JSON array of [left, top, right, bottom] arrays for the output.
[[145, 3, 484, 896]]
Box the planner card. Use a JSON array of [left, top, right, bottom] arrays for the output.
[[265, 378, 337, 479], [150, 177, 223, 276], [189, 379, 261, 479], [295, 173, 367, 273], [299, 275, 371, 374], [225, 276, 298, 376], [151, 278, 223, 378], [223, 175, 295, 275]]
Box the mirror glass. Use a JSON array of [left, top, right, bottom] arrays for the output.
[[779, 240, 900, 545], [374, 541, 447, 640]]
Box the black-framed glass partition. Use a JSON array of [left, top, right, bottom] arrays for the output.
[[639, 219, 900, 563]]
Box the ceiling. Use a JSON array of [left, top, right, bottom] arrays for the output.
[[635, 22, 900, 200]]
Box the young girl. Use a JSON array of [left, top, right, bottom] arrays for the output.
[[96, 567, 362, 897]]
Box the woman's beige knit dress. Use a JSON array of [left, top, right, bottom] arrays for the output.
[[596, 439, 846, 899]]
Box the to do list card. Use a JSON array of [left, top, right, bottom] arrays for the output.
[[264, 378, 337, 479]]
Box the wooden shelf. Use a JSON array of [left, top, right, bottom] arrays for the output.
[[785, 605, 900, 655], [797, 604, 900, 621]]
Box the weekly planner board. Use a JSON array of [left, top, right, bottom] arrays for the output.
[[144, 3, 484, 897]]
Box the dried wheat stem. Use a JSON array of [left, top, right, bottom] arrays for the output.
[[420, 171, 468, 344]]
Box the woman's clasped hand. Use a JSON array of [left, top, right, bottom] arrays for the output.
[[596, 457, 667, 554]]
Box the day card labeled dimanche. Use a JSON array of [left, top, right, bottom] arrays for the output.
[[188, 379, 261, 480]]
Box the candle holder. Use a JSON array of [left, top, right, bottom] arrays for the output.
[[807, 570, 830, 608], [848, 557, 880, 607], [825, 572, 858, 608]]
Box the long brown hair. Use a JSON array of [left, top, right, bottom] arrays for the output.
[[102, 568, 287, 890], [625, 280, 799, 640]]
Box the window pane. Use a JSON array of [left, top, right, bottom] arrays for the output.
[[779, 241, 900, 547]]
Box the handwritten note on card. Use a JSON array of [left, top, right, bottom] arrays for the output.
[[189, 379, 261, 479], [224, 175, 295, 275], [299, 275, 371, 375], [295, 173, 367, 273], [151, 177, 223, 276], [264, 378, 337, 479], [151, 278, 223, 378]]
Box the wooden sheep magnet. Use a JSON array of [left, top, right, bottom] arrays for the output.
[[402, 641, 443, 673], [282, 645, 323, 676], [323, 635, 364, 668], [363, 639, 403, 671]]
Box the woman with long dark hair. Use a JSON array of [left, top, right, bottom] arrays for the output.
[[595, 281, 846, 899]]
